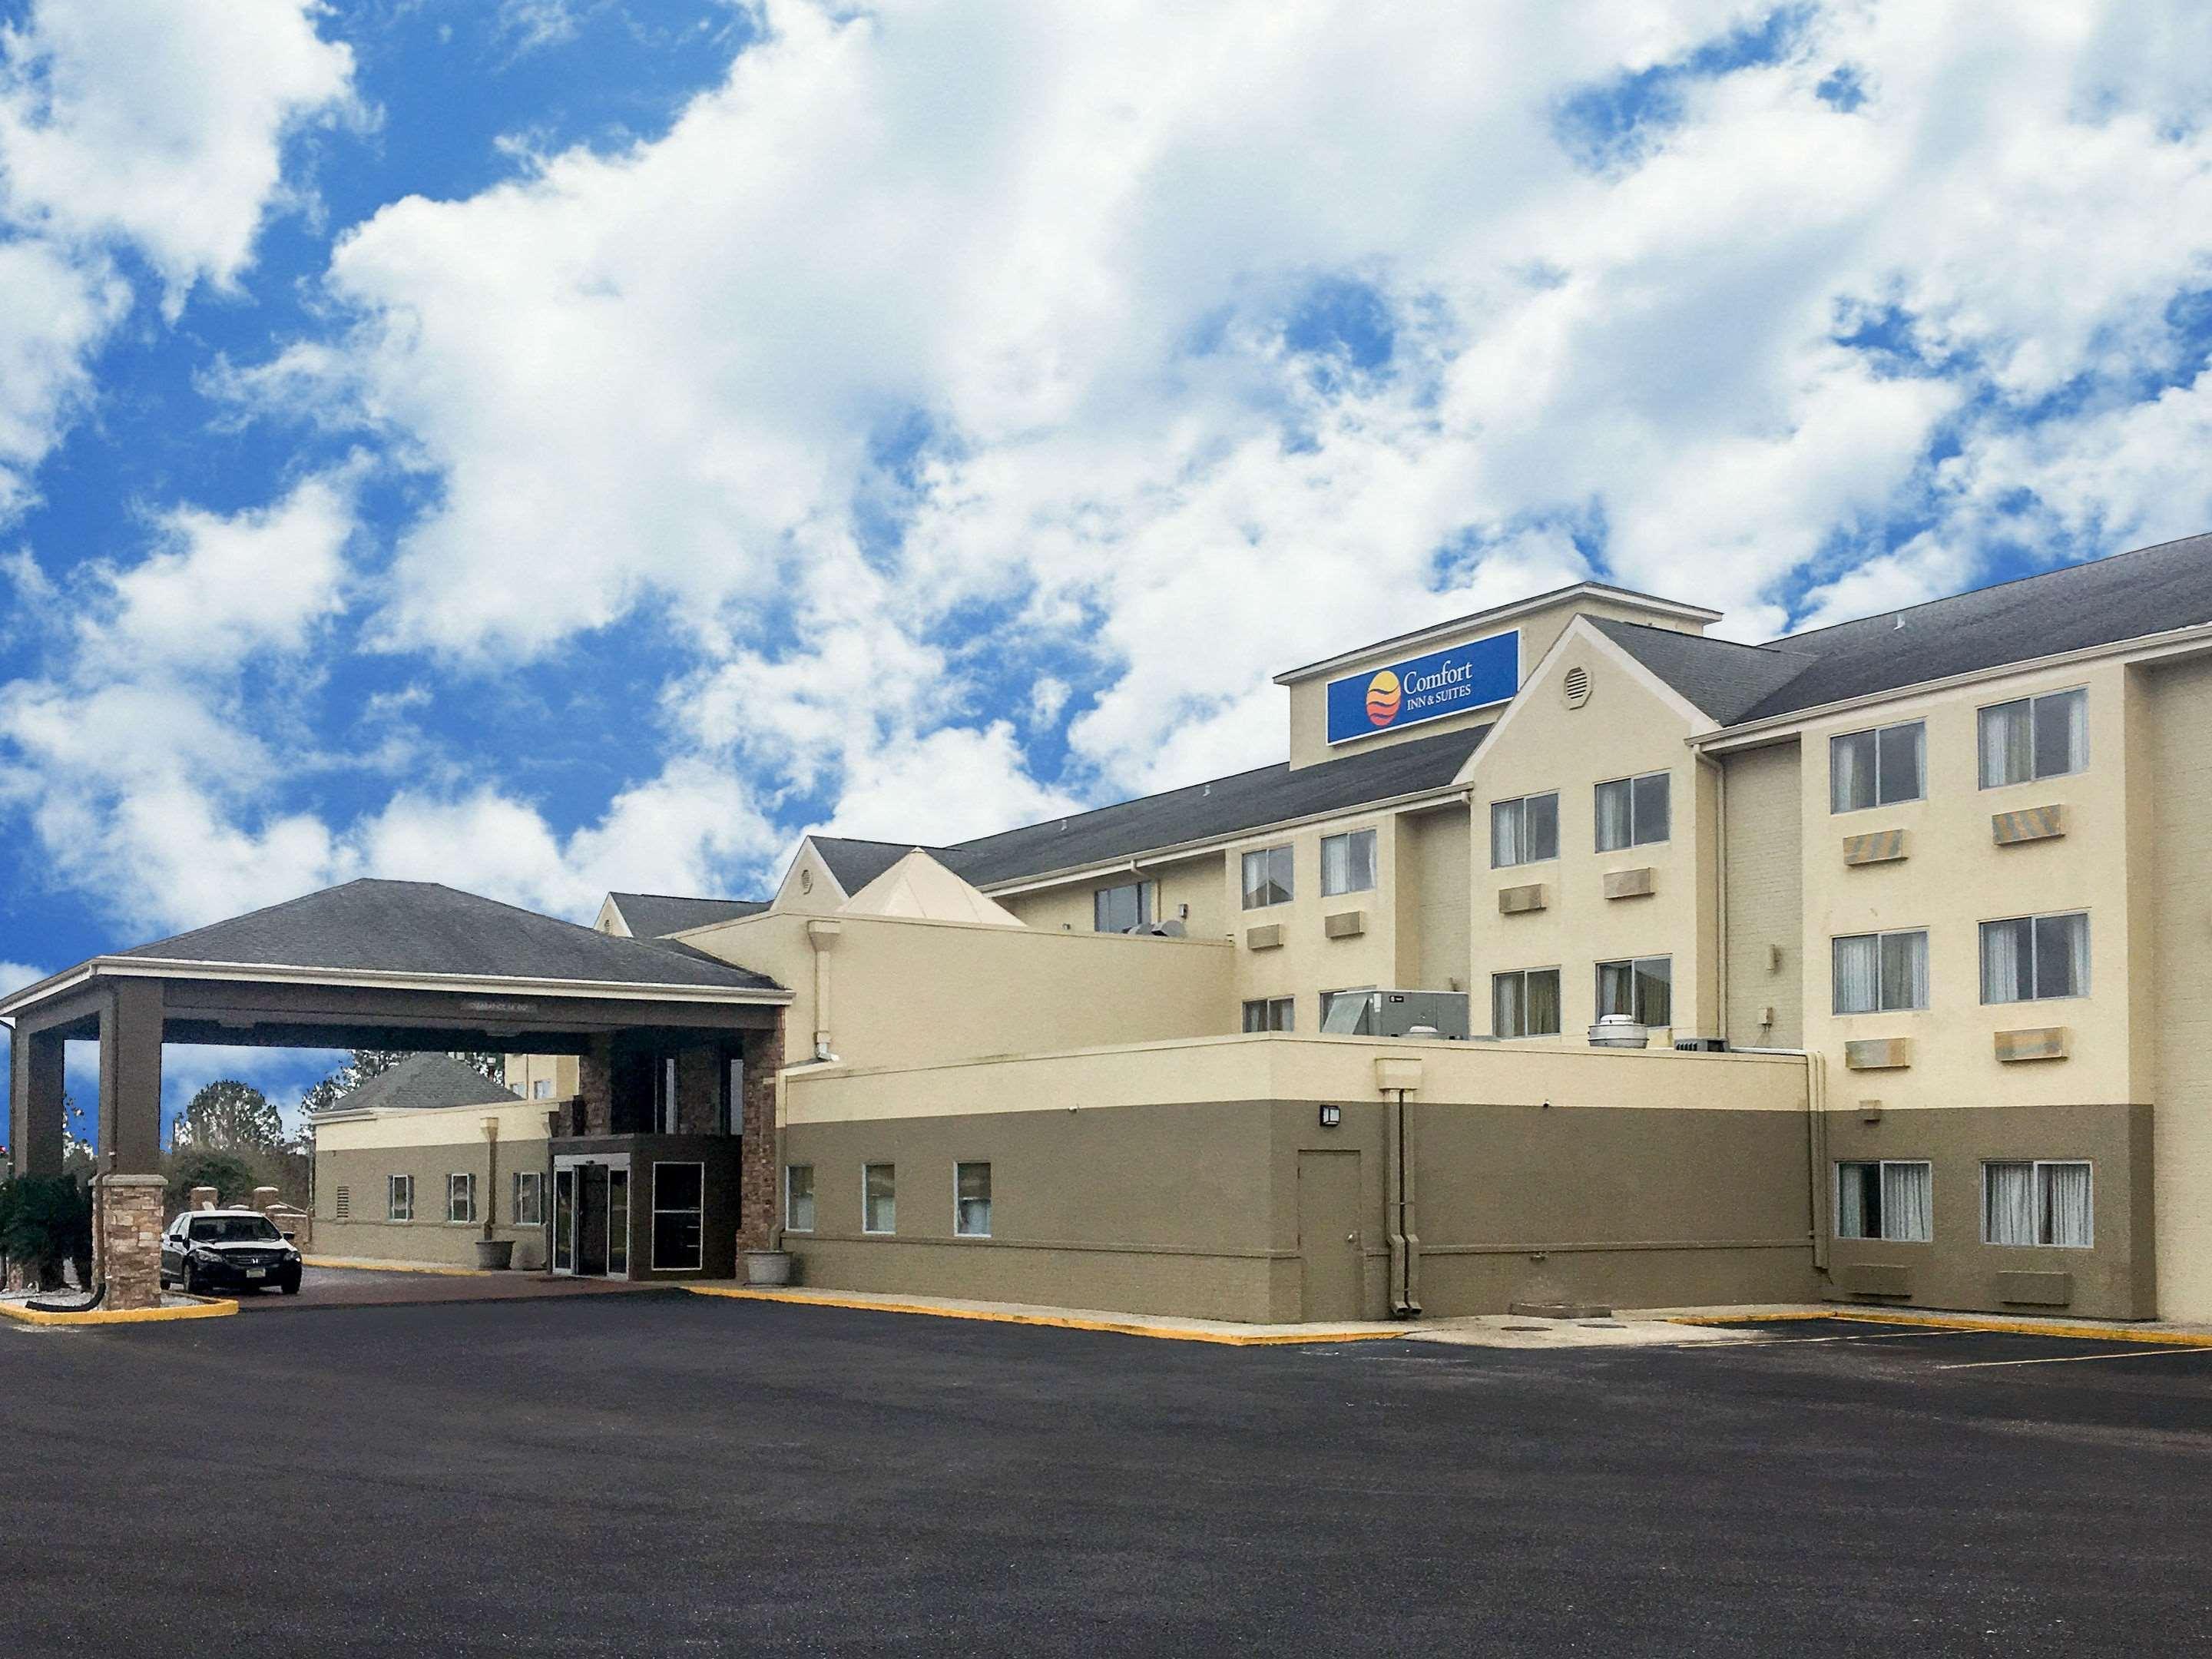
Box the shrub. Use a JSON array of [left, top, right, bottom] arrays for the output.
[[0, 1176, 93, 1293]]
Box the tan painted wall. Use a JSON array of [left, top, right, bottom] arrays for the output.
[[313, 1137, 551, 1270], [1222, 805, 1410, 1029], [315, 1099, 553, 1152], [1395, 802, 1472, 992], [679, 909, 1237, 1071], [2147, 652, 2212, 1320], [1722, 740, 1805, 1048], [772, 839, 859, 914], [1285, 592, 1708, 770], [504, 1053, 579, 1104], [1466, 633, 1714, 1041], [995, 849, 1233, 942]]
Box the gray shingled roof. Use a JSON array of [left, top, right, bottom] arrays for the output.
[[939, 722, 1488, 886], [606, 892, 768, 938], [320, 1052, 521, 1118], [122, 879, 784, 993], [1602, 533, 2212, 726], [811, 837, 936, 896]]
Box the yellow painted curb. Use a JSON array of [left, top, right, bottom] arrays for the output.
[[1671, 1309, 2212, 1349], [684, 1286, 1407, 1346], [0, 1293, 237, 1327], [303, 1257, 482, 1277]]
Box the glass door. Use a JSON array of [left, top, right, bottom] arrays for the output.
[[551, 1166, 575, 1273], [608, 1167, 630, 1277]]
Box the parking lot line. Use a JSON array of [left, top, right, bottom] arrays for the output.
[[1750, 1326, 1979, 1346], [1932, 1346, 2212, 1372]]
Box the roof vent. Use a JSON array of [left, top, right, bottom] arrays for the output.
[[1562, 665, 1591, 709]]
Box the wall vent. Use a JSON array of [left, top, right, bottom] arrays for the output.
[[1323, 909, 1366, 939], [1992, 804, 2066, 846], [1497, 882, 1548, 916], [1844, 1037, 1912, 1071], [1562, 665, 1591, 708], [1603, 866, 1656, 900], [1995, 1270, 2073, 1306], [334, 1186, 351, 1221], [1245, 922, 1284, 951], [1842, 829, 1907, 866], [1995, 1026, 2070, 1063]]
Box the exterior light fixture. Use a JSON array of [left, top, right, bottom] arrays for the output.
[[1317, 1104, 1342, 1128]]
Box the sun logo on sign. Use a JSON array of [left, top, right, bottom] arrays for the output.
[[1365, 670, 1402, 727]]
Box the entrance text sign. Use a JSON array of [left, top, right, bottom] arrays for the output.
[[1324, 630, 1519, 744]]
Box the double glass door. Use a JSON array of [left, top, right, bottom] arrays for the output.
[[551, 1157, 630, 1277]]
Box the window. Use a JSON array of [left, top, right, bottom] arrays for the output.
[[654, 1055, 679, 1134], [1979, 688, 2087, 787], [863, 1163, 896, 1234], [333, 1186, 351, 1221], [651, 1161, 704, 1271], [1832, 929, 1929, 1014], [1492, 969, 1562, 1038], [1982, 1161, 2093, 1248], [1094, 879, 1156, 932], [1320, 829, 1376, 896], [785, 1164, 816, 1233], [1594, 772, 1670, 851], [448, 1173, 476, 1224], [512, 1170, 545, 1227], [1980, 912, 2089, 1003], [1490, 791, 1559, 867], [1320, 988, 1376, 1033], [955, 1163, 992, 1237], [1242, 997, 1294, 1032], [1240, 844, 1293, 909], [1836, 1161, 1933, 1242], [1595, 956, 1672, 1026], [1830, 720, 1925, 813], [386, 1174, 413, 1222]]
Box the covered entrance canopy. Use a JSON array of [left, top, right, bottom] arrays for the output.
[[2, 879, 789, 1308]]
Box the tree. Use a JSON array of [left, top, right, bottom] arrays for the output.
[[171, 1080, 284, 1154], [164, 1148, 257, 1214], [0, 1174, 93, 1292]]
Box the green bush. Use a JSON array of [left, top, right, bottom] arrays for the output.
[[163, 1148, 257, 1215], [1, 1175, 93, 1293]]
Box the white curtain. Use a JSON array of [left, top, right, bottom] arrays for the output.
[[1597, 960, 1634, 1018], [1830, 730, 1869, 813], [1492, 800, 1522, 867], [1984, 1162, 2035, 1244], [1982, 918, 2026, 1003], [1882, 1161, 1932, 1242], [2042, 1163, 2093, 1247], [1595, 780, 1631, 851], [2064, 912, 2091, 998], [1980, 701, 2032, 787], [1833, 934, 1880, 1014], [1880, 931, 1929, 1011], [1492, 973, 1525, 1038]]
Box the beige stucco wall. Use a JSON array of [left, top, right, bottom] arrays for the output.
[[1222, 806, 1409, 1028], [1395, 802, 1472, 992], [1284, 591, 1709, 770], [504, 1053, 579, 1104], [680, 909, 1236, 1071], [995, 849, 1233, 942], [1465, 632, 1715, 1041], [1722, 740, 1805, 1048], [2147, 653, 2212, 1320]]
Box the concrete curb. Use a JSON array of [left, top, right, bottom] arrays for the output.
[[0, 1293, 237, 1327], [1671, 1309, 2212, 1348], [302, 1257, 485, 1277], [684, 1286, 1409, 1346]]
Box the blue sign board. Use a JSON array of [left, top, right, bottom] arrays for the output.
[[1325, 630, 1519, 745]]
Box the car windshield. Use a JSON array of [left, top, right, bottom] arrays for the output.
[[188, 1216, 282, 1243]]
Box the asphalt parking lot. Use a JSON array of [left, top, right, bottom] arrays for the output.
[[5, 1298, 2209, 1657], [226, 1264, 657, 1310]]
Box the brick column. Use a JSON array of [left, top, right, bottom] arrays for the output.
[[97, 1174, 167, 1311], [579, 1035, 614, 1136], [736, 1022, 783, 1250], [676, 1045, 723, 1136]]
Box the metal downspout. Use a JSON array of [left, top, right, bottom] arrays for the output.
[[1727, 1045, 1828, 1274], [1386, 1088, 1422, 1319], [1699, 751, 1728, 1046]]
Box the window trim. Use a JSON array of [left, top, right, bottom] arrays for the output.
[[447, 1172, 477, 1225], [649, 1160, 706, 1273], [1977, 686, 2089, 790], [387, 1174, 414, 1223], [1834, 1158, 1935, 1243], [862, 1161, 897, 1236], [1980, 1159, 2094, 1250], [1490, 966, 1563, 1039], [954, 1161, 992, 1239], [1093, 878, 1157, 932], [1979, 909, 2091, 1005], [1830, 927, 1931, 1015], [1594, 770, 1671, 852], [1320, 827, 1377, 897], [511, 1170, 545, 1229], [1240, 843, 1295, 910], [783, 1163, 816, 1234], [1489, 790, 1560, 869], [1828, 720, 1926, 814]]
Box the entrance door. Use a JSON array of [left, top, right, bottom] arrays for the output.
[[1296, 1151, 1363, 1322], [577, 1164, 611, 1277], [552, 1167, 575, 1273], [552, 1157, 631, 1278]]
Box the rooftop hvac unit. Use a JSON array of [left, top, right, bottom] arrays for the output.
[[1122, 920, 1187, 937], [1320, 989, 1471, 1041], [1673, 1037, 1728, 1054]]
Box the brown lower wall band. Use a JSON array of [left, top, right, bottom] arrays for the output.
[[790, 1230, 1296, 1260], [1419, 1237, 1810, 1257]]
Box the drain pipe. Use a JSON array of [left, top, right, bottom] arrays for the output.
[[1376, 1058, 1423, 1319], [1727, 1045, 1829, 1274], [805, 919, 842, 1063]]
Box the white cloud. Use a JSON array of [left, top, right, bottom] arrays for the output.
[[0, 237, 127, 518]]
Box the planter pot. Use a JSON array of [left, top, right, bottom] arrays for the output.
[[743, 1250, 793, 1287], [474, 1240, 516, 1271]]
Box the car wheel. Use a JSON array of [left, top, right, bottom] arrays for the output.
[[281, 1277, 302, 1296], [183, 1264, 203, 1297]]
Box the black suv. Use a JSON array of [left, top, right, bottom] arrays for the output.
[[160, 1210, 304, 1296]]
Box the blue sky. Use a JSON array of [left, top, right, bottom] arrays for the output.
[[7, 0, 2212, 1135]]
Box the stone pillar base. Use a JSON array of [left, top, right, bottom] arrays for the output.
[[98, 1174, 168, 1311]]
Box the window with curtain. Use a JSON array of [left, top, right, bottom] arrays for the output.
[[1595, 956, 1671, 1025], [1983, 1161, 2091, 1247], [1836, 1161, 1932, 1242], [863, 1163, 896, 1233], [387, 1174, 413, 1222], [1241, 996, 1293, 1032], [1094, 879, 1156, 932], [1594, 772, 1670, 851], [1832, 929, 1929, 1014], [1489, 792, 1559, 867], [512, 1170, 545, 1227], [1240, 845, 1293, 909], [955, 1163, 992, 1237], [1321, 829, 1376, 896], [1491, 969, 1562, 1038], [1980, 911, 2088, 1002], [1830, 720, 1926, 813], [1979, 688, 2088, 787], [448, 1173, 476, 1224], [784, 1164, 815, 1233]]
